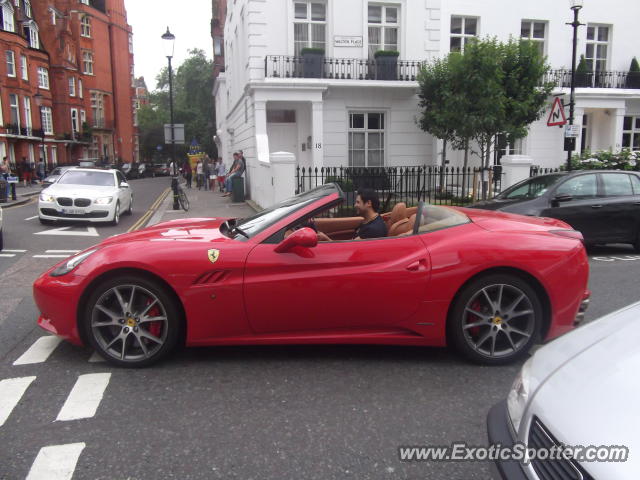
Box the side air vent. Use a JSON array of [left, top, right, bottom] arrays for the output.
[[193, 271, 228, 285]]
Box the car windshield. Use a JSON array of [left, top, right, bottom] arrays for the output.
[[58, 170, 115, 187], [496, 174, 565, 200], [230, 185, 339, 239]]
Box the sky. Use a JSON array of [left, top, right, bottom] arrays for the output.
[[125, 0, 213, 92]]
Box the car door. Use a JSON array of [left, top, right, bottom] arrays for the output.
[[243, 235, 430, 334], [541, 173, 603, 243], [597, 172, 640, 243]]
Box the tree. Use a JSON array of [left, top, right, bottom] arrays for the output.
[[138, 49, 216, 162]]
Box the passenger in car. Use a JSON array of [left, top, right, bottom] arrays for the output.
[[353, 189, 387, 239]]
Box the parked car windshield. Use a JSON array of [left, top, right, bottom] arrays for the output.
[[496, 174, 565, 200], [57, 170, 116, 187]]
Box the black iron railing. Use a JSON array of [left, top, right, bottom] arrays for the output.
[[296, 165, 502, 214], [265, 55, 424, 81], [543, 69, 640, 89]]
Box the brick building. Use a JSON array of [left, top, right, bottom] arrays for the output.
[[0, 0, 137, 175]]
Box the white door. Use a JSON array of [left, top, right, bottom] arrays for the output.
[[268, 124, 297, 155]]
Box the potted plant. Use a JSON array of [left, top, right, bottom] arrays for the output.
[[575, 55, 591, 88], [300, 47, 325, 78], [627, 57, 640, 89], [374, 50, 399, 80]]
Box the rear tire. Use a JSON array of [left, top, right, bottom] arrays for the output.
[[448, 274, 543, 365]]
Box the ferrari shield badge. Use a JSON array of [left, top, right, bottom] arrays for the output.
[[207, 249, 220, 264]]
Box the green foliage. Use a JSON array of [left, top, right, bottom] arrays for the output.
[[576, 55, 589, 74], [374, 50, 400, 57], [140, 49, 216, 161], [324, 176, 355, 192], [630, 57, 640, 73], [569, 149, 639, 171], [300, 47, 325, 55]]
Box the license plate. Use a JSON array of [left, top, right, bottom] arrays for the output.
[[61, 208, 84, 215]]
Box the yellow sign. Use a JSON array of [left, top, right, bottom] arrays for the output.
[[207, 249, 220, 264]]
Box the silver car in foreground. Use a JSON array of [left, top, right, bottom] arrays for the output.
[[488, 302, 639, 479], [38, 168, 133, 225]]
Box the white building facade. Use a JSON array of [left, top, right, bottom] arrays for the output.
[[214, 0, 640, 206]]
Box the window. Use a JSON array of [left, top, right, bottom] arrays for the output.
[[368, 4, 399, 58], [293, 1, 326, 56], [2, 2, 15, 32], [348, 112, 385, 167], [494, 133, 523, 164], [51, 146, 57, 166], [80, 109, 86, 125], [267, 109, 296, 123], [585, 25, 609, 72], [69, 76, 76, 96], [556, 174, 597, 198], [78, 79, 83, 98], [37, 66, 49, 88], [23, 96, 31, 134], [71, 108, 79, 135], [602, 173, 634, 197], [80, 0, 89, 4], [82, 51, 93, 74], [41, 106, 53, 134], [6, 50, 15, 77], [28, 143, 34, 162], [23, 22, 39, 49], [622, 116, 640, 151], [23, 0, 30, 17], [91, 92, 104, 127], [521, 20, 546, 56], [80, 15, 91, 37], [128, 34, 133, 53], [20, 54, 27, 79], [50, 8, 56, 25], [450, 16, 478, 52], [9, 93, 19, 128]]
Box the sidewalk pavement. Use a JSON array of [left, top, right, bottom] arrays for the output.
[[0, 183, 43, 208], [147, 181, 258, 227]]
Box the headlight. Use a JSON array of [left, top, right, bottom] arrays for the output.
[[40, 193, 55, 202], [507, 357, 532, 433], [50, 248, 99, 277], [94, 196, 113, 205]]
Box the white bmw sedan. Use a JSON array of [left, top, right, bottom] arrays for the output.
[[488, 301, 639, 479], [38, 168, 133, 226]]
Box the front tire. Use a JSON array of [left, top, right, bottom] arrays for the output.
[[110, 201, 120, 225], [82, 275, 182, 367], [448, 274, 543, 365], [125, 195, 133, 215]]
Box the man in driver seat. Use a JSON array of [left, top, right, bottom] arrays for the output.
[[353, 188, 387, 239]]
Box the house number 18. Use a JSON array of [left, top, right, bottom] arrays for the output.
[[315, 143, 322, 149]]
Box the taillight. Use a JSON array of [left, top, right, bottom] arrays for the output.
[[549, 229, 584, 242]]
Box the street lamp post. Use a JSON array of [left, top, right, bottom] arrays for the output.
[[33, 91, 48, 179], [161, 27, 179, 210], [566, 0, 584, 171]]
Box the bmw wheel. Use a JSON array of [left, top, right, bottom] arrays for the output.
[[125, 195, 133, 215], [448, 274, 543, 365], [82, 275, 181, 367], [110, 201, 120, 226]]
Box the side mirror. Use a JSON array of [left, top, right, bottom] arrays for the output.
[[553, 193, 573, 203], [120, 182, 129, 188], [274, 227, 318, 253]]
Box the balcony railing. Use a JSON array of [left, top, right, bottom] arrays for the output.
[[543, 69, 640, 89], [265, 55, 424, 81], [4, 124, 44, 137]]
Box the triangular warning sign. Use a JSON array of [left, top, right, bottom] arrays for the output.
[[547, 97, 567, 127]]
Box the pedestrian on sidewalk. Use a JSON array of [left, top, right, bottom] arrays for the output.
[[223, 152, 246, 198], [196, 160, 204, 190], [215, 157, 226, 192], [1, 156, 9, 199], [20, 158, 29, 186], [184, 160, 192, 189], [203, 155, 211, 191], [37, 158, 45, 184]]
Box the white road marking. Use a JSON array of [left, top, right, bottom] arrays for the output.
[[26, 443, 86, 480], [24, 215, 38, 221], [88, 352, 105, 363], [13, 336, 63, 365], [0, 254, 16, 258], [34, 226, 99, 237], [1, 249, 27, 253], [33, 255, 71, 258], [0, 376, 36, 427], [56, 373, 111, 421], [46, 250, 81, 253]]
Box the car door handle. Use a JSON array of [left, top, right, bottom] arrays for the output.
[[591, 205, 603, 209], [406, 259, 428, 272]]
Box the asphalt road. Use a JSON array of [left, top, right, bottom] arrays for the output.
[[0, 189, 639, 479]]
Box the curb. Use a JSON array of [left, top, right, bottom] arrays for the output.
[[127, 187, 171, 232]]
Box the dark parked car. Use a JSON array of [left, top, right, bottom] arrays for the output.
[[469, 170, 640, 250], [42, 166, 76, 187]]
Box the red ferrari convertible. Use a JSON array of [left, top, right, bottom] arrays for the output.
[[33, 184, 590, 367]]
